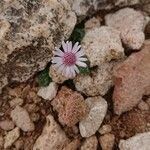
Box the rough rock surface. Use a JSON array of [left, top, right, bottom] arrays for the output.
[[119, 132, 150, 150], [9, 98, 24, 108], [11, 106, 35, 132], [63, 139, 80, 150], [4, 127, 20, 149], [71, 0, 145, 21], [79, 96, 108, 137], [82, 26, 124, 67], [80, 136, 98, 150], [138, 100, 149, 111], [0, 0, 76, 93], [37, 82, 58, 101], [49, 65, 68, 84], [33, 114, 69, 150], [74, 62, 115, 96], [105, 8, 146, 49], [99, 133, 115, 150], [85, 17, 101, 31], [0, 120, 15, 131], [110, 108, 150, 139], [98, 124, 112, 135], [51, 86, 88, 127], [0, 136, 4, 149], [113, 40, 150, 115]]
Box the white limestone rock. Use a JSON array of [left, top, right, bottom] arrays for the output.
[[11, 106, 35, 132], [37, 82, 58, 101], [119, 132, 150, 150], [79, 96, 108, 137], [74, 62, 115, 96], [4, 127, 20, 149], [105, 8, 146, 50], [33, 114, 69, 150], [82, 26, 124, 67]]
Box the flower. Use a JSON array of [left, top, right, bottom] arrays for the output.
[[52, 41, 87, 78]]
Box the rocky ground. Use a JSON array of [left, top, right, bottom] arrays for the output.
[[0, 0, 150, 150]]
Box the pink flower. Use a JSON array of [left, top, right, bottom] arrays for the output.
[[52, 41, 87, 78]]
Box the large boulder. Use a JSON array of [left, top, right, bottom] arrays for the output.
[[71, 0, 148, 21], [0, 0, 76, 93], [113, 40, 150, 115]]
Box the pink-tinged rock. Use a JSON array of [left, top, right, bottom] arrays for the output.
[[113, 40, 150, 115], [51, 86, 88, 127], [105, 8, 146, 50]]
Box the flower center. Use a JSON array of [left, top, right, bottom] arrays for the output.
[[63, 52, 76, 66]]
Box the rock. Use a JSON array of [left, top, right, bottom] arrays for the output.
[[71, 0, 145, 21], [143, 3, 150, 16], [110, 109, 150, 139], [114, 0, 140, 6], [49, 65, 68, 84], [146, 98, 150, 107], [9, 98, 24, 108], [113, 40, 150, 115], [0, 136, 4, 149], [0, 0, 76, 93], [4, 127, 20, 149], [98, 124, 112, 135], [11, 106, 35, 132], [82, 26, 124, 67], [74, 62, 115, 96], [80, 136, 98, 150], [119, 132, 150, 150], [138, 100, 149, 111], [33, 114, 69, 150], [51, 86, 88, 127], [85, 17, 101, 31], [63, 138, 80, 150], [79, 96, 108, 137], [14, 140, 24, 150], [37, 82, 58, 101], [99, 133, 115, 150], [0, 120, 15, 131], [30, 113, 40, 122], [105, 8, 146, 49]]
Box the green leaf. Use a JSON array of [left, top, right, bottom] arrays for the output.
[[70, 22, 85, 43], [78, 66, 90, 75], [37, 68, 52, 87]]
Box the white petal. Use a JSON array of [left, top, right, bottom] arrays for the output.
[[65, 66, 70, 77], [77, 57, 87, 62], [58, 64, 65, 74], [63, 66, 70, 77], [52, 57, 63, 64], [70, 67, 76, 78], [53, 63, 62, 69], [76, 50, 85, 57], [76, 61, 87, 67], [62, 41, 68, 52], [67, 41, 72, 52], [53, 48, 64, 57], [73, 65, 79, 74], [72, 42, 81, 53]]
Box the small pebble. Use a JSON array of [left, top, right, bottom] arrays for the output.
[[98, 124, 112, 135], [138, 100, 149, 111], [0, 120, 15, 131], [0, 136, 4, 148], [37, 82, 58, 101], [9, 98, 24, 108], [99, 133, 115, 150], [4, 127, 20, 149], [11, 106, 35, 132]]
